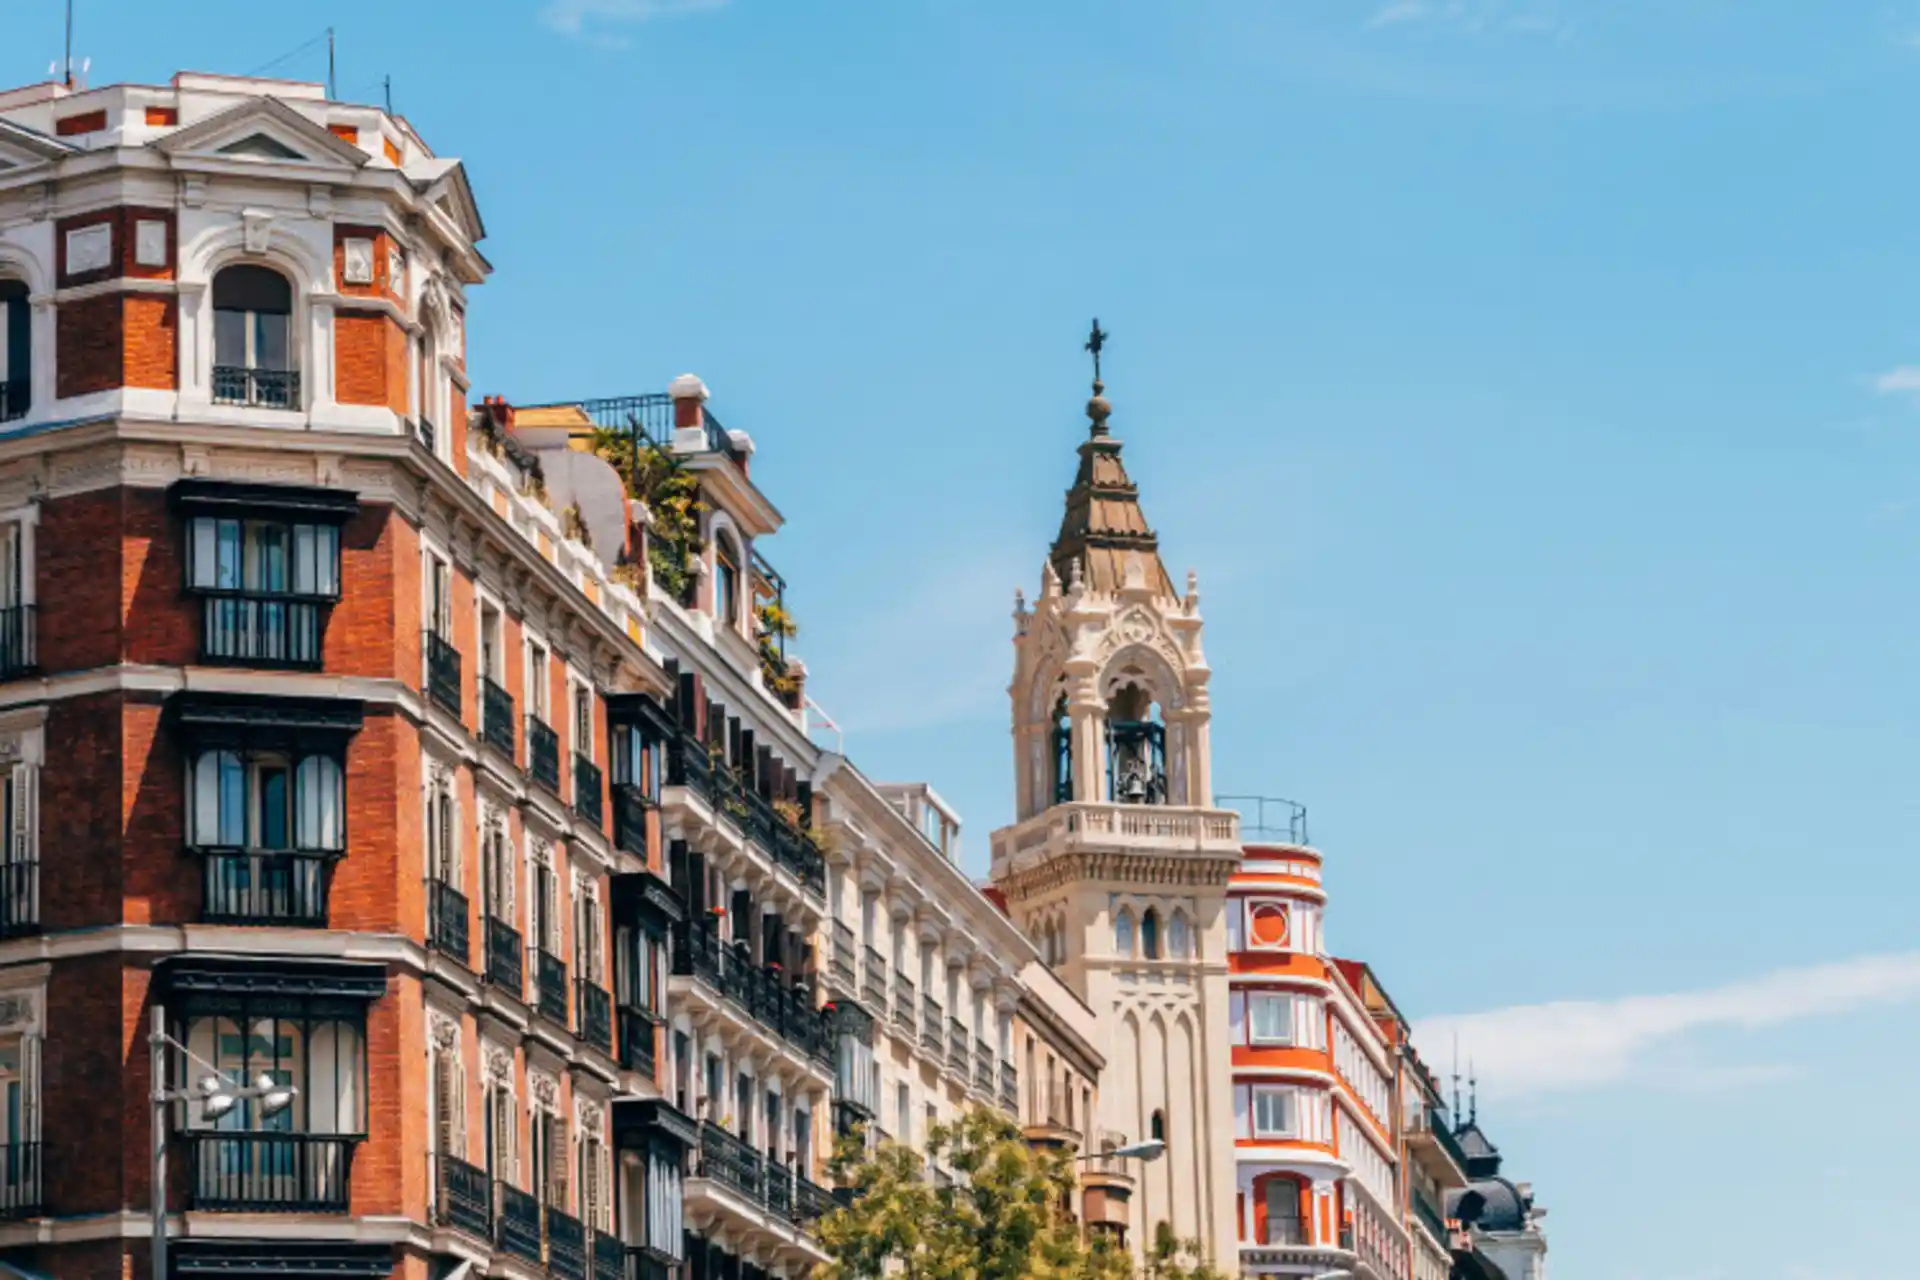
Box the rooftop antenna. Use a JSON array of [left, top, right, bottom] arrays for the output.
[[383, 74, 392, 115], [1468, 1058, 1478, 1125], [327, 28, 336, 100], [1450, 1033, 1462, 1121], [63, 0, 74, 87]]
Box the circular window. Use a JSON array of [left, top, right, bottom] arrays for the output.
[[1249, 902, 1290, 949]]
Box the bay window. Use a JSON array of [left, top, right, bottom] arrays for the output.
[[187, 745, 343, 926]]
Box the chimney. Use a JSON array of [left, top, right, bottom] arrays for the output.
[[669, 374, 709, 454]]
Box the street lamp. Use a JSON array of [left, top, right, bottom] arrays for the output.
[[1078, 1138, 1165, 1163], [149, 1006, 298, 1280]]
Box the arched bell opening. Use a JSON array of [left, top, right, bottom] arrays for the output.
[[1105, 681, 1167, 805]]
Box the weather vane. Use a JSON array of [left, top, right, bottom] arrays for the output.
[[1085, 318, 1109, 386]]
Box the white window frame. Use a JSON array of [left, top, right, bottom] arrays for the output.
[[1249, 992, 1295, 1046], [1252, 1086, 1297, 1138]]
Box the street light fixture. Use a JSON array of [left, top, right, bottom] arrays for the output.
[[149, 1007, 298, 1280], [1076, 1137, 1166, 1162]]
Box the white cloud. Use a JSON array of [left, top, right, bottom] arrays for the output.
[[1415, 951, 1920, 1099], [1874, 365, 1920, 398], [541, 0, 729, 39]]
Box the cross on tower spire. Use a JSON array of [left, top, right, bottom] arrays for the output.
[[1085, 317, 1109, 387]]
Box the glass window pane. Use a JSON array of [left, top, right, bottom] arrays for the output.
[[254, 311, 290, 372], [257, 764, 289, 849], [214, 309, 246, 368], [217, 751, 246, 846], [215, 520, 242, 591]]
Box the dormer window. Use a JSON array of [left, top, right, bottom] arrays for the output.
[[173, 481, 356, 670], [212, 265, 297, 409]]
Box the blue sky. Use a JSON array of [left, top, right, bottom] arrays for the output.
[[19, 1, 1920, 1274]]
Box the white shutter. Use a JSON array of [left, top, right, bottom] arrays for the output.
[[22, 1034, 38, 1142], [10, 764, 33, 866], [1233, 1085, 1250, 1138], [1228, 992, 1245, 1043]]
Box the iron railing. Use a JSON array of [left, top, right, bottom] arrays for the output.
[[434, 1152, 492, 1239], [765, 1162, 794, 1220], [921, 997, 943, 1055], [495, 1181, 544, 1264], [574, 754, 604, 827], [999, 1062, 1019, 1113], [1216, 794, 1310, 846], [0, 861, 36, 938], [416, 416, 437, 452], [973, 1044, 996, 1095], [1411, 1185, 1450, 1245], [611, 785, 649, 856], [199, 849, 332, 926], [0, 379, 26, 424], [528, 716, 561, 793], [624, 1249, 675, 1280], [212, 365, 301, 409], [576, 978, 613, 1051], [696, 1120, 762, 1200], [427, 879, 470, 965], [0, 605, 34, 680], [0, 1142, 40, 1219], [201, 596, 324, 667], [618, 1003, 659, 1075], [670, 918, 833, 1063], [861, 945, 887, 1010], [424, 630, 461, 717], [546, 1203, 588, 1280], [663, 731, 824, 897], [480, 677, 516, 757], [536, 949, 570, 1027], [830, 922, 857, 991], [795, 1172, 833, 1223], [590, 1230, 626, 1280], [947, 1020, 969, 1073], [484, 915, 524, 997], [548, 392, 746, 464], [892, 974, 916, 1035], [183, 1132, 353, 1212]]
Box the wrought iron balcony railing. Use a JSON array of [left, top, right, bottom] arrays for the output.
[[528, 716, 561, 793], [947, 1019, 969, 1073], [424, 630, 461, 717], [199, 849, 333, 926], [434, 1152, 492, 1239], [0, 379, 26, 424], [495, 1181, 544, 1264], [0, 605, 35, 680], [670, 918, 833, 1064], [695, 1120, 762, 1201], [536, 949, 570, 1027], [611, 784, 649, 857], [765, 1162, 794, 1220], [212, 365, 301, 409], [0, 1142, 40, 1220], [546, 1203, 588, 1280], [0, 860, 36, 939], [892, 974, 916, 1035], [999, 1061, 1019, 1113], [1411, 1185, 1450, 1245], [830, 921, 856, 992], [795, 1172, 834, 1223], [663, 731, 824, 898], [183, 1132, 353, 1213], [201, 595, 323, 667], [861, 945, 887, 1010], [973, 1044, 996, 1095], [480, 677, 516, 757], [590, 1230, 625, 1280], [574, 754, 604, 827], [484, 915, 525, 997], [618, 1002, 659, 1075], [576, 978, 613, 1052], [428, 879, 470, 965], [921, 997, 943, 1055]]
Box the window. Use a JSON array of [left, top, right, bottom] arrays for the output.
[[211, 265, 297, 408], [530, 851, 562, 958], [0, 281, 27, 424], [188, 747, 341, 925], [530, 1097, 567, 1208], [1249, 993, 1295, 1046], [480, 604, 503, 682], [426, 553, 453, 639], [1113, 909, 1134, 958], [572, 684, 593, 756], [610, 720, 661, 801], [186, 515, 341, 667], [1167, 912, 1190, 959], [1248, 901, 1291, 950], [1141, 909, 1160, 960], [1264, 1177, 1306, 1245], [578, 1115, 611, 1230], [1227, 901, 1244, 952], [182, 1013, 365, 1135], [0, 750, 36, 935], [0, 1025, 41, 1207], [485, 1071, 518, 1186], [430, 1027, 467, 1164], [1252, 1087, 1296, 1138], [713, 536, 740, 629], [896, 1083, 911, 1144], [526, 641, 550, 721], [479, 818, 516, 923], [425, 769, 458, 886]]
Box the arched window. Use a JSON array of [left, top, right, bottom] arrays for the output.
[[1140, 909, 1160, 960], [0, 279, 28, 424], [1105, 681, 1167, 805], [1257, 1174, 1307, 1246], [212, 265, 296, 408], [1051, 692, 1073, 805], [1113, 909, 1135, 958], [1167, 912, 1190, 959], [713, 535, 741, 629]]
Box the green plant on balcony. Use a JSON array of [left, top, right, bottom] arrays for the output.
[[561, 502, 592, 548], [756, 601, 800, 700], [772, 796, 805, 829], [589, 423, 706, 604]]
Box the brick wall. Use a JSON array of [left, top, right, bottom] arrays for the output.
[[124, 294, 178, 389], [56, 295, 123, 398], [40, 694, 127, 931], [336, 311, 395, 407], [38, 489, 124, 673]]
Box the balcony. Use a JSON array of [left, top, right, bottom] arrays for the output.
[[415, 416, 437, 452], [496, 1181, 545, 1265], [536, 949, 570, 1028], [1406, 1104, 1470, 1188], [664, 732, 825, 899], [0, 1143, 40, 1219], [484, 915, 525, 997], [528, 716, 561, 793], [201, 595, 323, 667], [999, 1062, 1018, 1113], [920, 997, 942, 1055], [829, 922, 856, 993], [480, 677, 516, 757], [892, 974, 916, 1035], [694, 1120, 761, 1201], [671, 918, 832, 1065], [618, 1002, 659, 1075], [861, 945, 887, 1010], [0, 605, 34, 680], [1411, 1185, 1450, 1246], [794, 1172, 833, 1223], [624, 1248, 674, 1280], [577, 978, 613, 1052], [990, 802, 1242, 878], [547, 1203, 588, 1280], [574, 753, 604, 827], [212, 365, 300, 409], [947, 1019, 968, 1074], [434, 1152, 492, 1239], [183, 1132, 353, 1213], [591, 1231, 626, 1280], [0, 378, 26, 424], [611, 785, 649, 857], [973, 1044, 996, 1095], [199, 849, 332, 927], [424, 630, 461, 718], [0, 860, 36, 939], [427, 879, 470, 965]]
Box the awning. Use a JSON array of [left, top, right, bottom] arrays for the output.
[[170, 1240, 393, 1277], [169, 478, 361, 524], [155, 954, 387, 1008], [168, 690, 364, 746]]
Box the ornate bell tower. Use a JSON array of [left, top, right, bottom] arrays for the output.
[[991, 324, 1241, 1267]]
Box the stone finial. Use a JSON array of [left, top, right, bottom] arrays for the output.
[[1067, 557, 1084, 595], [1041, 560, 1061, 598]]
